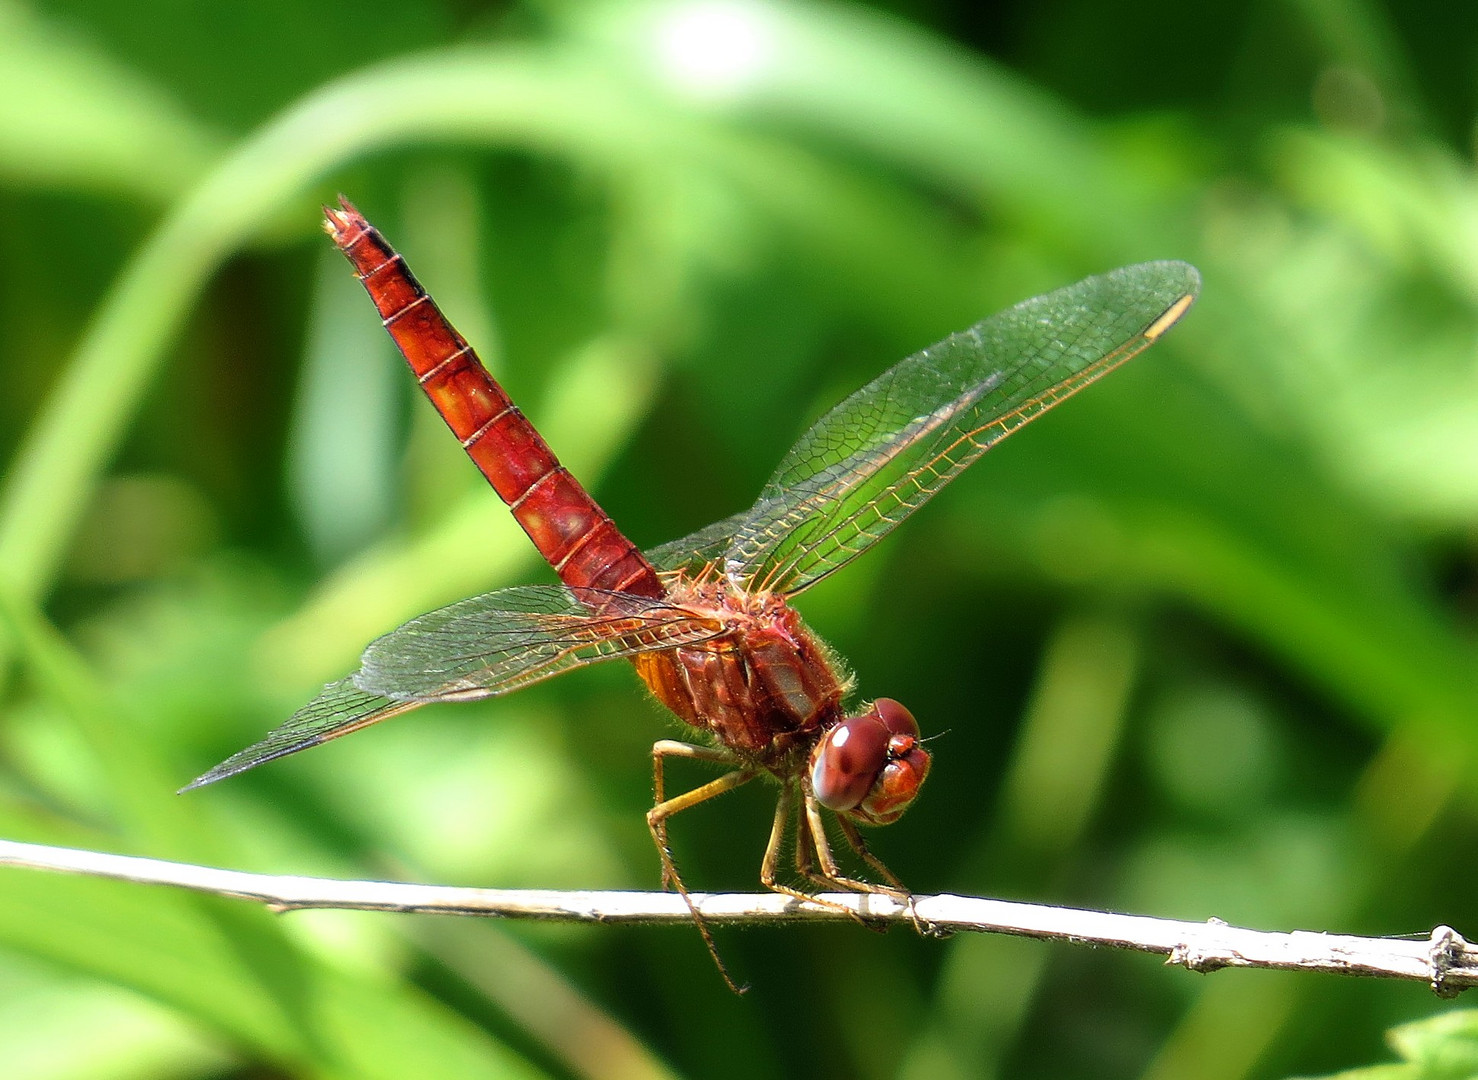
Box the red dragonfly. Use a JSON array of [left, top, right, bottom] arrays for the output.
[[187, 199, 1197, 983]]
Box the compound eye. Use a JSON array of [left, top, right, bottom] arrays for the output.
[[873, 697, 920, 740], [810, 712, 891, 813], [809, 699, 929, 822]]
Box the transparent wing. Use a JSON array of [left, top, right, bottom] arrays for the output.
[[724, 261, 1199, 595], [353, 584, 722, 699], [180, 678, 417, 790], [646, 509, 752, 576], [181, 584, 723, 790]]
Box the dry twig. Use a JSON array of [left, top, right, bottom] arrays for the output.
[[1, 837, 1470, 995]]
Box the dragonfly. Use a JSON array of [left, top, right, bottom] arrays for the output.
[[185, 198, 1198, 988]]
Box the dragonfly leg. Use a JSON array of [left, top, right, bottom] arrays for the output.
[[832, 811, 937, 937], [647, 746, 756, 994], [789, 792, 835, 893], [650, 739, 739, 889], [760, 783, 868, 926], [802, 791, 909, 899], [759, 780, 793, 888], [834, 814, 908, 892]]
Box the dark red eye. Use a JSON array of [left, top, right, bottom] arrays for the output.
[[873, 697, 921, 740], [811, 713, 890, 813], [810, 698, 930, 824]]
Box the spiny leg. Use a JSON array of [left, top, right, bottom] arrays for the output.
[[759, 780, 794, 891], [789, 774, 888, 898], [760, 782, 867, 924], [649, 767, 754, 897], [803, 792, 908, 898], [833, 811, 935, 937], [796, 770, 895, 896], [647, 742, 756, 993], [793, 793, 816, 877], [834, 814, 907, 893], [651, 739, 739, 889], [792, 791, 838, 895]]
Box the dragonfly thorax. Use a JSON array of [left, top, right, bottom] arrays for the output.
[[634, 579, 850, 762]]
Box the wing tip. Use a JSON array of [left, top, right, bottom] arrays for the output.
[[177, 737, 325, 793], [1143, 290, 1198, 342]]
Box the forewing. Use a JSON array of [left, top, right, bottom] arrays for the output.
[[351, 584, 722, 700], [725, 261, 1199, 594], [182, 585, 722, 790], [180, 678, 418, 790]]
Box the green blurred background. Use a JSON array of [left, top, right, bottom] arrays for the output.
[[1, 0, 1476, 1077]]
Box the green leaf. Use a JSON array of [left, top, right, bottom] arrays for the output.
[[1294, 1009, 1478, 1080]]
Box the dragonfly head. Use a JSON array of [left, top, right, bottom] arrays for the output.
[[809, 698, 931, 825]]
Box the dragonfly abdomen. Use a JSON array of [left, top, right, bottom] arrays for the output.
[[325, 200, 663, 599]]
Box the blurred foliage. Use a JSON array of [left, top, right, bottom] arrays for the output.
[[1299, 1009, 1478, 1079], [1, 0, 1476, 1077]]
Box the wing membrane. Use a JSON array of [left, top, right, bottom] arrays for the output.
[[352, 584, 722, 700], [183, 584, 723, 789], [180, 678, 417, 789], [646, 509, 752, 576], [725, 261, 1199, 594]]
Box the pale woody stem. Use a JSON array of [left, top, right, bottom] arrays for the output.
[[0, 837, 1470, 996]]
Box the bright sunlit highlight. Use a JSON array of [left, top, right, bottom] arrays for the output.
[[651, 1, 774, 102]]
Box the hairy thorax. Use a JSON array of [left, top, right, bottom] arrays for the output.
[[633, 574, 849, 770]]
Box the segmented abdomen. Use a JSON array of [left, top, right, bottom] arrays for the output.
[[325, 200, 663, 600]]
